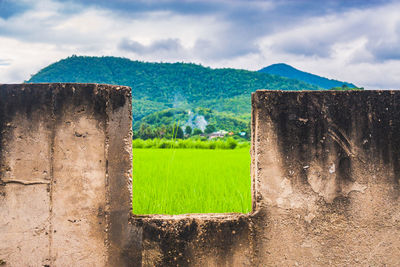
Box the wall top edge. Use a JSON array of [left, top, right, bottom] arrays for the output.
[[0, 83, 131, 92], [253, 89, 398, 94], [131, 212, 252, 222]]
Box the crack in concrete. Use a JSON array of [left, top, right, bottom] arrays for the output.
[[48, 87, 56, 267], [0, 179, 50, 185], [328, 128, 354, 158]]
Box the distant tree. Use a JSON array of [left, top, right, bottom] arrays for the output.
[[193, 128, 203, 135], [185, 125, 192, 135], [165, 124, 184, 139], [165, 125, 174, 139], [132, 130, 138, 139], [138, 122, 155, 139], [226, 137, 238, 149], [330, 85, 363, 91], [176, 126, 184, 139], [246, 121, 251, 140], [197, 107, 213, 119], [204, 124, 216, 134], [157, 125, 167, 138]]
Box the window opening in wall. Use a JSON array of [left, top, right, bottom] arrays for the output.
[[132, 121, 252, 215]]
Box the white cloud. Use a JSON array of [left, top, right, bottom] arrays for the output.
[[0, 0, 228, 82], [254, 1, 400, 89], [0, 0, 400, 90], [0, 36, 71, 83]]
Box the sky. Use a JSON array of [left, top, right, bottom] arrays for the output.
[[0, 0, 400, 89]]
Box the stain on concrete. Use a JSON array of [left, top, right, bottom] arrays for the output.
[[253, 90, 400, 203], [127, 214, 255, 267], [0, 83, 132, 266], [252, 90, 400, 266]]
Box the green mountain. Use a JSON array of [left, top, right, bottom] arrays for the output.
[[27, 56, 324, 133], [138, 107, 249, 133], [259, 63, 356, 89]]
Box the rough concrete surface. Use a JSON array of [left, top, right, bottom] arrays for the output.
[[126, 214, 255, 266], [1, 86, 400, 266], [127, 90, 400, 266], [251, 90, 400, 266], [0, 83, 132, 266]]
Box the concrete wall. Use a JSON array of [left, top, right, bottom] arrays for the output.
[[250, 90, 400, 266], [127, 90, 400, 266], [0, 84, 132, 266], [1, 85, 400, 266]]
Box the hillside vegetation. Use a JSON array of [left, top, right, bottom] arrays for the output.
[[259, 63, 357, 89], [27, 56, 325, 133], [27, 56, 360, 135]]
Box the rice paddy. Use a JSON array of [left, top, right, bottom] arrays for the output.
[[132, 148, 252, 215]]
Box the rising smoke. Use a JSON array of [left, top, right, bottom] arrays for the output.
[[186, 110, 208, 131]]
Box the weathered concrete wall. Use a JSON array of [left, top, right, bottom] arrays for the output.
[[251, 90, 400, 266], [127, 90, 400, 266], [125, 214, 255, 266], [2, 86, 400, 266], [0, 84, 132, 266]]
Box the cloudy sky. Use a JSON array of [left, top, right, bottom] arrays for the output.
[[0, 0, 400, 89]]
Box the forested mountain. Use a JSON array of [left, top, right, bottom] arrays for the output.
[[259, 63, 356, 89], [27, 56, 328, 133]]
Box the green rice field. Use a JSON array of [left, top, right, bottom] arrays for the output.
[[132, 148, 252, 215]]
